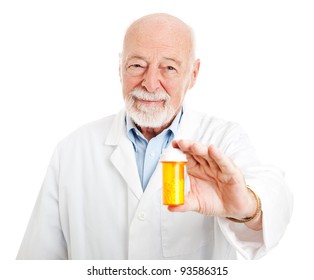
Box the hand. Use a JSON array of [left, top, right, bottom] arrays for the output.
[[170, 140, 257, 220]]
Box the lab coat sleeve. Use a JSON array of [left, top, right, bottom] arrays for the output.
[[215, 125, 293, 260], [16, 145, 68, 259]]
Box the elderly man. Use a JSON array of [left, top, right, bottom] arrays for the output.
[[17, 13, 292, 260]]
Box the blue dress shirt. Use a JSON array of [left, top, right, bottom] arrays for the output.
[[126, 109, 183, 191]]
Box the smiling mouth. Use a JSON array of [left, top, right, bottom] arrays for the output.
[[135, 98, 165, 105]]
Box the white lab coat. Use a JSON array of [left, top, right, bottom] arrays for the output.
[[17, 107, 293, 260]]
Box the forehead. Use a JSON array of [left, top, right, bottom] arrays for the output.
[[122, 16, 192, 61], [124, 46, 183, 64]]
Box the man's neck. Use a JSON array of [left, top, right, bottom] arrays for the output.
[[137, 118, 175, 141]]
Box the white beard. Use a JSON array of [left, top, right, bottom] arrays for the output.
[[125, 89, 176, 128]]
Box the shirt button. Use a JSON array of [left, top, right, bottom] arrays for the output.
[[150, 152, 155, 158], [138, 211, 146, 221]]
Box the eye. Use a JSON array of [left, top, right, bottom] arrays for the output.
[[163, 65, 178, 75], [127, 63, 146, 76], [167, 66, 176, 71], [131, 64, 143, 68]]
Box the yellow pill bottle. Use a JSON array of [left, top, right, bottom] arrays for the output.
[[160, 148, 187, 206]]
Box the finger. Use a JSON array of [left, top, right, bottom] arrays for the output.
[[191, 154, 209, 168], [168, 204, 187, 212], [172, 139, 194, 153], [189, 142, 208, 156], [189, 142, 221, 172], [208, 145, 236, 175], [176, 140, 210, 159], [174, 140, 221, 173], [167, 193, 198, 213], [171, 140, 179, 149]]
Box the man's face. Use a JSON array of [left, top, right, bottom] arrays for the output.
[[120, 18, 199, 128]]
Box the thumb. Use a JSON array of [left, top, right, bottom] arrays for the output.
[[167, 193, 197, 213]]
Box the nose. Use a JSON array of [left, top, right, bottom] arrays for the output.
[[141, 66, 161, 93]]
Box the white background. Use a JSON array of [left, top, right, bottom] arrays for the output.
[[0, 0, 313, 278]]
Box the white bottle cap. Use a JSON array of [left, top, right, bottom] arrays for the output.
[[160, 147, 187, 162]]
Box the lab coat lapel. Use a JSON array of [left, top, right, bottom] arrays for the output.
[[143, 161, 162, 197], [105, 109, 143, 201]]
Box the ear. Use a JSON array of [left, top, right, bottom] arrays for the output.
[[188, 59, 200, 89], [119, 53, 122, 83]]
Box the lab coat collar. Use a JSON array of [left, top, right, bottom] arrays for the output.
[[105, 108, 143, 200], [104, 108, 127, 146]]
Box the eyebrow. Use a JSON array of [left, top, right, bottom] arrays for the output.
[[126, 55, 182, 66], [162, 57, 182, 66], [127, 55, 146, 61]]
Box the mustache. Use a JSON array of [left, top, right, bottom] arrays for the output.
[[130, 89, 170, 102]]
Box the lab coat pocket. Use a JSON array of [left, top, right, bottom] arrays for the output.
[[160, 207, 214, 258]]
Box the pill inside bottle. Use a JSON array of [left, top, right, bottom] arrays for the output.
[[160, 147, 187, 206]]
